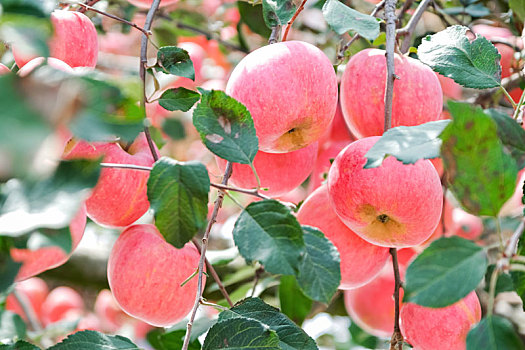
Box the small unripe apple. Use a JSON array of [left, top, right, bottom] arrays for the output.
[[226, 41, 338, 153], [328, 137, 443, 248], [41, 286, 85, 325], [107, 224, 202, 327]]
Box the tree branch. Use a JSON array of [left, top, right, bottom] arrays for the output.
[[396, 0, 415, 24], [77, 0, 100, 13], [282, 0, 308, 42], [182, 162, 233, 350], [269, 25, 282, 44], [397, 0, 432, 53], [389, 248, 403, 350]]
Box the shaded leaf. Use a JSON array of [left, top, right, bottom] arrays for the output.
[[466, 316, 524, 350], [322, 0, 380, 41], [0, 310, 26, 341], [238, 2, 272, 38], [279, 275, 312, 325], [155, 46, 195, 81], [162, 118, 186, 141], [0, 340, 40, 350], [158, 88, 200, 112], [262, 0, 296, 28], [484, 265, 514, 295], [509, 0, 525, 20], [349, 322, 379, 349], [48, 330, 139, 350]]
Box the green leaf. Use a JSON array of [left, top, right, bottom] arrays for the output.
[[509, 0, 525, 20], [441, 102, 517, 216], [511, 269, 525, 310], [147, 329, 200, 350], [364, 120, 450, 168], [442, 4, 490, 17], [0, 254, 21, 293], [218, 297, 318, 350], [262, 0, 296, 28], [484, 265, 514, 295], [322, 0, 380, 41], [155, 46, 195, 81], [162, 118, 186, 141], [0, 15, 52, 59], [486, 109, 525, 154], [404, 236, 487, 308], [0, 340, 40, 350], [418, 25, 502, 89], [349, 322, 379, 349], [147, 157, 210, 248], [48, 330, 140, 350], [0, 159, 100, 237], [233, 200, 305, 275], [279, 275, 312, 325], [202, 317, 281, 350], [297, 226, 340, 304], [0, 310, 26, 341], [158, 88, 200, 112], [193, 89, 258, 164], [237, 2, 272, 38], [25, 227, 72, 254], [466, 316, 525, 350], [0, 0, 52, 17]]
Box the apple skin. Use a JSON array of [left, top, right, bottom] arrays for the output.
[[10, 205, 86, 282], [107, 224, 202, 327], [215, 142, 318, 196], [6, 277, 49, 321], [328, 137, 443, 248], [340, 49, 443, 138], [226, 41, 338, 153], [63, 133, 157, 228], [297, 184, 390, 289], [437, 73, 462, 100], [446, 208, 483, 240], [13, 11, 98, 68], [17, 57, 74, 78], [94, 289, 128, 332], [0, 63, 10, 74], [400, 291, 481, 350], [41, 286, 85, 326], [307, 140, 351, 193]]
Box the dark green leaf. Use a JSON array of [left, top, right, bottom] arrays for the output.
[[484, 265, 514, 295], [202, 317, 280, 350], [0, 340, 40, 350], [193, 89, 258, 164], [218, 297, 317, 350], [486, 109, 525, 154], [147, 157, 210, 248], [511, 269, 525, 310], [509, 0, 525, 20], [349, 322, 379, 349], [322, 0, 380, 41], [25, 227, 72, 254], [162, 118, 186, 141], [442, 4, 490, 17], [155, 46, 195, 81], [0, 310, 26, 341], [297, 226, 340, 304], [279, 275, 312, 325], [404, 236, 487, 308], [0, 15, 52, 59], [237, 2, 271, 38], [48, 330, 140, 350], [158, 87, 200, 112], [441, 101, 517, 216], [262, 0, 296, 28], [0, 254, 20, 293], [466, 316, 524, 350], [147, 329, 200, 350], [0, 0, 51, 17], [364, 120, 450, 168], [233, 200, 305, 275], [418, 25, 502, 89]]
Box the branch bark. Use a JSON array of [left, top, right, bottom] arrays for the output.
[[397, 0, 432, 53], [282, 0, 308, 42], [77, 0, 100, 13]]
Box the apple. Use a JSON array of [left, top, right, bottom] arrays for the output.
[[340, 48, 443, 138], [328, 136, 443, 248], [307, 140, 350, 193], [0, 63, 10, 74], [62, 133, 157, 227], [178, 42, 206, 84], [318, 101, 354, 149], [76, 313, 103, 332], [446, 207, 483, 240], [215, 142, 318, 196], [107, 224, 202, 327], [94, 289, 128, 332], [17, 57, 74, 78], [13, 10, 98, 68], [10, 205, 86, 281], [226, 40, 338, 153], [437, 73, 462, 100], [41, 286, 85, 325], [400, 291, 481, 350], [6, 277, 49, 321], [297, 184, 390, 289]]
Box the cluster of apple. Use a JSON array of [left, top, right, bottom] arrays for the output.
[[5, 277, 152, 340]]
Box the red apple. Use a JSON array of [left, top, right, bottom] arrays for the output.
[[13, 10, 98, 68], [6, 277, 49, 321], [10, 205, 86, 281], [63, 133, 157, 227], [446, 208, 483, 240], [307, 140, 350, 193], [297, 185, 390, 289], [340, 48, 443, 138], [107, 224, 202, 327], [400, 291, 481, 350], [437, 73, 462, 100], [41, 286, 84, 325], [226, 41, 338, 153], [0, 63, 10, 74], [328, 137, 443, 248], [17, 57, 73, 78], [215, 142, 318, 196], [94, 289, 128, 332]]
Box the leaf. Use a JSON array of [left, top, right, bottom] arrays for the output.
[[279, 275, 312, 325], [510, 0, 525, 20], [0, 15, 52, 60], [48, 330, 140, 350], [466, 316, 525, 350], [349, 322, 379, 349], [155, 46, 195, 81], [485, 109, 525, 154], [322, 0, 380, 41], [418, 25, 502, 89], [511, 269, 525, 310], [147, 329, 200, 350], [147, 157, 210, 248], [0, 254, 21, 293], [158, 88, 200, 112], [0, 310, 26, 341], [237, 2, 272, 38], [25, 227, 72, 254], [162, 118, 186, 141], [233, 200, 305, 275], [364, 120, 450, 168], [262, 0, 296, 28], [484, 265, 514, 295], [442, 4, 491, 17], [297, 226, 341, 303], [193, 89, 258, 164], [0, 340, 40, 350], [441, 101, 517, 216], [218, 297, 318, 350], [0, 0, 51, 17], [404, 236, 487, 308], [202, 317, 281, 350]]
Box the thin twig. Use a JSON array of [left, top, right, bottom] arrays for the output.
[[282, 0, 308, 42], [251, 267, 265, 297], [389, 248, 403, 350], [472, 72, 524, 107], [77, 0, 100, 13], [396, 0, 415, 24], [182, 162, 233, 350], [269, 25, 282, 44], [211, 182, 271, 201], [73, 2, 152, 36], [192, 238, 234, 308], [13, 289, 42, 332], [397, 0, 432, 53]]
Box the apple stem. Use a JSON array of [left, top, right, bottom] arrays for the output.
[[397, 0, 432, 53], [473, 72, 523, 106], [281, 0, 308, 42], [182, 161, 233, 350]]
